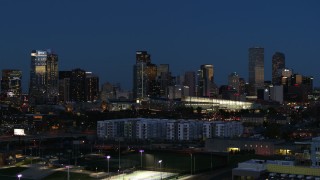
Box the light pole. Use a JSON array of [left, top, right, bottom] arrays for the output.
[[96, 167, 98, 178], [118, 139, 121, 171], [17, 174, 22, 180], [66, 166, 70, 180], [30, 148, 33, 165], [158, 160, 162, 180], [139, 150, 144, 168], [190, 153, 192, 175], [107, 156, 110, 174]]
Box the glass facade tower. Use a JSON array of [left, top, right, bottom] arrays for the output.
[[248, 47, 264, 96]]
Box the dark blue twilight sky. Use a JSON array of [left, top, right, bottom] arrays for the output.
[[0, 0, 320, 92]]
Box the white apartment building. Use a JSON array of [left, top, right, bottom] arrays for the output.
[[213, 121, 243, 138], [311, 137, 320, 167], [97, 118, 243, 141]]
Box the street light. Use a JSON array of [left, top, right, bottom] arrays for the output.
[[17, 174, 22, 180], [66, 166, 70, 180], [106, 156, 111, 174], [190, 153, 192, 175], [158, 160, 162, 180], [139, 150, 144, 168]]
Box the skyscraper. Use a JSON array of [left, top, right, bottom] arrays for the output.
[[136, 51, 150, 64], [198, 64, 214, 97], [228, 72, 240, 93], [248, 47, 264, 96], [85, 72, 99, 102], [184, 71, 196, 96], [59, 71, 71, 103], [133, 51, 158, 100], [1, 69, 22, 98], [272, 52, 285, 85], [29, 49, 59, 105], [157, 64, 173, 98], [70, 68, 86, 102], [46, 51, 59, 104]]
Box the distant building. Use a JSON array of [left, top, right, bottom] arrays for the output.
[[46, 51, 59, 104], [58, 71, 71, 103], [29, 50, 58, 105], [219, 85, 238, 100], [157, 64, 169, 78], [213, 121, 243, 138], [248, 47, 264, 96], [157, 64, 172, 98], [228, 72, 240, 93], [281, 68, 293, 86], [181, 96, 254, 111], [70, 68, 86, 102], [198, 64, 216, 97], [1, 69, 22, 98], [270, 85, 283, 104], [184, 71, 196, 96], [232, 158, 320, 180], [100, 82, 116, 101], [239, 78, 246, 95], [272, 52, 285, 85], [168, 85, 189, 99], [240, 114, 265, 125], [205, 138, 282, 156], [85, 72, 99, 102], [310, 137, 320, 167], [133, 51, 159, 100], [97, 118, 240, 141]]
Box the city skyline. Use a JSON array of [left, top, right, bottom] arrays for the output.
[[0, 1, 319, 91]]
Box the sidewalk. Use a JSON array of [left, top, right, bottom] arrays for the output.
[[19, 164, 62, 179]]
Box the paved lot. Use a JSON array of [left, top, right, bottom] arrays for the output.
[[106, 170, 178, 180]]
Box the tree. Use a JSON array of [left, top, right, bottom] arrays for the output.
[[196, 106, 202, 115]]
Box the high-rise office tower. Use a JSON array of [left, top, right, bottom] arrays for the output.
[[136, 51, 151, 64], [145, 63, 158, 97], [85, 72, 99, 102], [133, 51, 149, 100], [133, 51, 159, 100], [29, 50, 59, 105], [157, 64, 169, 77], [46, 51, 59, 104], [228, 72, 240, 93], [302, 76, 314, 95], [59, 71, 72, 103], [281, 68, 293, 86], [184, 71, 196, 96], [1, 69, 22, 98], [100, 82, 116, 101], [239, 78, 246, 95], [198, 64, 214, 97], [156, 64, 173, 98], [272, 52, 285, 85], [248, 47, 264, 96], [291, 74, 303, 86], [29, 50, 47, 104], [70, 68, 86, 102]]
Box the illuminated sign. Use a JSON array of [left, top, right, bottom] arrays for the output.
[[14, 129, 26, 136], [37, 51, 47, 55]]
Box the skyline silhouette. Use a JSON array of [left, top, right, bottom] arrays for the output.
[[0, 0, 319, 91]]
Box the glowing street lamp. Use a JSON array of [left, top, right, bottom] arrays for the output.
[[139, 150, 144, 168], [158, 160, 162, 180], [17, 174, 22, 180], [66, 166, 70, 180], [190, 153, 192, 175], [106, 155, 111, 174]]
